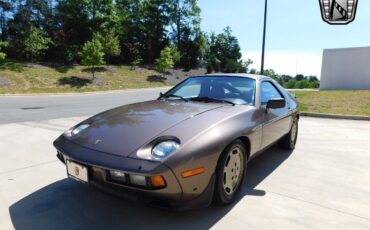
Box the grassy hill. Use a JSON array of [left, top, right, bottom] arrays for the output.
[[0, 61, 171, 94]]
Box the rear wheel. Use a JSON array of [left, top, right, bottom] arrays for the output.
[[279, 117, 298, 150], [214, 140, 247, 205]]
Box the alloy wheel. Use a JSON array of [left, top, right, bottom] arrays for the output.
[[223, 147, 243, 195]]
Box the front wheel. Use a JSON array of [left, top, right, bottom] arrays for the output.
[[279, 117, 298, 150], [214, 140, 247, 205]]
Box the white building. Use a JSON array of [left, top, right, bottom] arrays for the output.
[[320, 47, 370, 90]]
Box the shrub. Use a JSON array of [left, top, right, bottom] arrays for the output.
[[295, 80, 310, 89], [284, 79, 297, 89], [155, 45, 180, 75], [80, 38, 105, 80]]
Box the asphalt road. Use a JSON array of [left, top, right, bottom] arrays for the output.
[[0, 88, 169, 124], [0, 89, 370, 230]]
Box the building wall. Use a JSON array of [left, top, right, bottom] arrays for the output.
[[320, 47, 370, 90]]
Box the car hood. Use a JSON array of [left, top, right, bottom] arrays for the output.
[[70, 100, 225, 157]]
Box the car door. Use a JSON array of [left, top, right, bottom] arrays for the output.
[[260, 81, 291, 149]]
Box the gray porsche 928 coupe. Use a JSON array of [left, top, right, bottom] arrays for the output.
[[54, 74, 299, 210]]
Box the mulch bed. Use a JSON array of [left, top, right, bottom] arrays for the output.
[[102, 66, 119, 73], [164, 68, 207, 85]]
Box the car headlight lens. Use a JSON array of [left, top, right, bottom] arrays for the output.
[[64, 124, 90, 137], [151, 140, 180, 159]]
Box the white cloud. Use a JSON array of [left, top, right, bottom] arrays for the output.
[[243, 51, 323, 78]]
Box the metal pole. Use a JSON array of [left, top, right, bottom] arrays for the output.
[[260, 0, 268, 75]]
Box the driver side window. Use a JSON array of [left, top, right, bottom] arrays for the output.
[[261, 81, 283, 105]]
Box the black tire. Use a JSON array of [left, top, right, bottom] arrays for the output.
[[279, 117, 298, 150], [214, 140, 247, 205]]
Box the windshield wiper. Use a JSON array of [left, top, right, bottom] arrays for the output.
[[190, 97, 235, 106], [163, 94, 188, 102]]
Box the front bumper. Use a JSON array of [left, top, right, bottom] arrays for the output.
[[54, 136, 214, 210]]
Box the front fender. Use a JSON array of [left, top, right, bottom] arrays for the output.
[[161, 107, 262, 201]]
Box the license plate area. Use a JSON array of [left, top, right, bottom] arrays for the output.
[[66, 160, 88, 183]]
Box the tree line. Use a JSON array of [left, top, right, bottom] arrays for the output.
[[0, 0, 250, 73], [254, 69, 320, 89]]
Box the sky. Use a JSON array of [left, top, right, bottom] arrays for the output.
[[198, 0, 370, 77]]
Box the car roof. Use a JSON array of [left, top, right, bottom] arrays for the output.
[[194, 73, 271, 81]]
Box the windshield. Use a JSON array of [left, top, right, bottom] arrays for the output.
[[163, 76, 256, 105]]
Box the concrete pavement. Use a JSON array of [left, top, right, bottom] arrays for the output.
[[1, 115, 370, 229]]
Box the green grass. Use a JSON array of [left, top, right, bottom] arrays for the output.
[[0, 60, 169, 94], [292, 90, 370, 116]]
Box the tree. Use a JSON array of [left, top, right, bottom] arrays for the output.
[[95, 31, 121, 64], [295, 74, 305, 81], [1, 0, 249, 72], [169, 44, 180, 63], [125, 42, 142, 69], [7, 0, 54, 35], [80, 37, 105, 80], [281, 74, 292, 82], [169, 0, 202, 69], [308, 75, 318, 82], [0, 41, 7, 62], [207, 27, 244, 73], [170, 0, 200, 51], [56, 0, 91, 63], [180, 28, 209, 69], [243, 59, 253, 73], [155, 47, 173, 74], [193, 31, 208, 66], [116, 0, 149, 62], [88, 0, 119, 32], [249, 69, 257, 74], [264, 69, 278, 78], [0, 0, 13, 40], [296, 80, 310, 89], [6, 0, 56, 59], [23, 26, 53, 61], [155, 45, 180, 75], [309, 81, 320, 88], [284, 79, 297, 89], [142, 0, 171, 61]]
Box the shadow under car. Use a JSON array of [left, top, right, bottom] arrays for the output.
[[9, 146, 292, 230]]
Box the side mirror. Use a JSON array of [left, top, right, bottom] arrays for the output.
[[158, 92, 164, 99], [266, 98, 286, 109]]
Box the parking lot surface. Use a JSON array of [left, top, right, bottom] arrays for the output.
[[0, 115, 370, 229]]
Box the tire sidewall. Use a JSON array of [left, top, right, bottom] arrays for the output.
[[215, 140, 247, 204], [290, 118, 299, 149]]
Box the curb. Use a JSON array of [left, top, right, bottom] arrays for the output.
[[0, 87, 171, 97], [287, 89, 319, 92], [301, 112, 370, 121]]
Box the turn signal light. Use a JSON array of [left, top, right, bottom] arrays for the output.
[[181, 167, 205, 178], [150, 175, 166, 188]]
